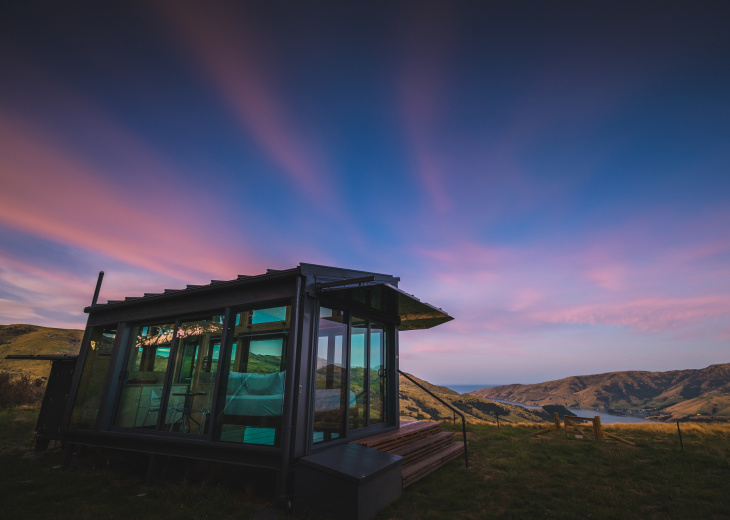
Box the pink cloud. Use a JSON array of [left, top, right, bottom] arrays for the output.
[[404, 219, 730, 343], [534, 296, 730, 334], [0, 251, 96, 327], [0, 112, 262, 283]]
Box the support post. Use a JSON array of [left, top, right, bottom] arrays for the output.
[[593, 416, 603, 440], [61, 443, 75, 470], [145, 454, 158, 486], [677, 421, 684, 451]]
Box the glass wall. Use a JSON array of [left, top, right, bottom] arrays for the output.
[[68, 325, 116, 430], [215, 305, 290, 446], [111, 303, 290, 444]]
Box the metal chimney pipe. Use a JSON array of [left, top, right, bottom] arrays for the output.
[[91, 271, 105, 306]]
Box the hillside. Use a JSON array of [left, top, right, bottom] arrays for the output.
[[471, 363, 730, 422], [399, 372, 550, 424], [0, 324, 83, 381]]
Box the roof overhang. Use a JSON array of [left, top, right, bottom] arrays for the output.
[[318, 283, 453, 331]]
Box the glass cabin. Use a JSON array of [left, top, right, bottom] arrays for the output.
[[57, 264, 453, 502]]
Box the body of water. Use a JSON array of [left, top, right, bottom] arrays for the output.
[[444, 384, 498, 393], [490, 399, 653, 424], [444, 384, 654, 424]]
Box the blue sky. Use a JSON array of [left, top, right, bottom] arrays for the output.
[[1, 1, 729, 384]]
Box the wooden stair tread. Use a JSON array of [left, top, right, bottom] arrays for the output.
[[402, 442, 465, 488], [388, 431, 455, 463], [350, 421, 466, 488], [352, 421, 441, 450]]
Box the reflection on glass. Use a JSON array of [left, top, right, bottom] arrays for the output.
[[69, 325, 116, 430], [216, 305, 290, 446], [313, 307, 347, 444], [164, 315, 224, 434], [349, 316, 367, 430], [115, 322, 174, 429], [369, 322, 385, 424]]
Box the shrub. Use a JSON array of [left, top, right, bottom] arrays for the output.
[[0, 371, 45, 409]]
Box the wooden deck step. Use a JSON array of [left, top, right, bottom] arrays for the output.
[[352, 421, 466, 488], [401, 442, 465, 488], [352, 421, 442, 451], [388, 431, 455, 465]]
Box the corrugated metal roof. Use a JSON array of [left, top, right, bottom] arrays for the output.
[[86, 265, 452, 331], [89, 266, 301, 311]]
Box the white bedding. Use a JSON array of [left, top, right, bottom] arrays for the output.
[[223, 394, 283, 416]]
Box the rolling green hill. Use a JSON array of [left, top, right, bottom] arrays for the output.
[[398, 372, 550, 424], [0, 324, 83, 381]]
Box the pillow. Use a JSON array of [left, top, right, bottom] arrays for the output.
[[245, 371, 285, 395], [227, 371, 246, 395]]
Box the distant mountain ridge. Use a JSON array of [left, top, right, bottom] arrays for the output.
[[471, 363, 730, 421]]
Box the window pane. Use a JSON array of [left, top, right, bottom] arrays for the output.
[[215, 305, 290, 446], [163, 315, 224, 435], [115, 322, 174, 429], [69, 325, 116, 430], [252, 306, 288, 324], [369, 322, 385, 424], [312, 307, 347, 444], [349, 316, 367, 430]]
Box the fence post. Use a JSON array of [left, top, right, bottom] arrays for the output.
[[593, 416, 603, 440], [677, 421, 684, 451], [554, 412, 561, 437]]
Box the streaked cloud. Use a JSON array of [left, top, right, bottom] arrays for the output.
[[395, 3, 455, 213], [2, 2, 728, 384], [0, 108, 263, 282], [402, 209, 730, 346], [534, 295, 730, 335], [153, 0, 335, 207]]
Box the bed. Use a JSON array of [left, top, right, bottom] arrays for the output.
[[222, 371, 286, 417]]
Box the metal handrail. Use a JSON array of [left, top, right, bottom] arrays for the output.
[[398, 370, 469, 469]]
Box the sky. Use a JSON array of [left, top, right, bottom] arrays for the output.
[[1, 1, 729, 385]]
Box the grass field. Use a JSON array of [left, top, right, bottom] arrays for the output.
[[383, 421, 730, 519], [2, 408, 729, 519]]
